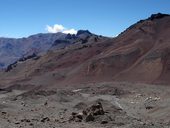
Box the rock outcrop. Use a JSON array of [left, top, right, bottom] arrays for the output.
[[69, 102, 105, 122]]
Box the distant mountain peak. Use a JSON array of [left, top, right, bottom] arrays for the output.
[[76, 30, 92, 36]]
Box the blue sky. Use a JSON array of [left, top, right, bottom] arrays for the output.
[[0, 0, 170, 38]]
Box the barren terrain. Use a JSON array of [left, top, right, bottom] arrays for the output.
[[0, 82, 170, 128]]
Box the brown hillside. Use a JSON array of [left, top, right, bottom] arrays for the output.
[[0, 13, 170, 88]]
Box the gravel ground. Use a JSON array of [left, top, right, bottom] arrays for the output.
[[0, 82, 170, 128]]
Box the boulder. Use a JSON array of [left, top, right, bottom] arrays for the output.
[[70, 102, 105, 122], [83, 102, 104, 116]]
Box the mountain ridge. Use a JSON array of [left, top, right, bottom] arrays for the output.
[[0, 13, 170, 88], [0, 30, 103, 69]]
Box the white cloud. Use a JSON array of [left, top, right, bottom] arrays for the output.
[[63, 29, 77, 34], [46, 24, 65, 33], [46, 24, 77, 34]]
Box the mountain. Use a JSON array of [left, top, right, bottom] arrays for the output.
[[0, 33, 68, 68], [0, 13, 170, 88], [0, 30, 106, 69]]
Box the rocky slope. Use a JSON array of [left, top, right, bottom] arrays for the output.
[[0, 13, 170, 88]]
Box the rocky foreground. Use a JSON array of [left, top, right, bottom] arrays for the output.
[[0, 82, 170, 128]]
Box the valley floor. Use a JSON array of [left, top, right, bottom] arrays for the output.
[[0, 82, 170, 128]]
